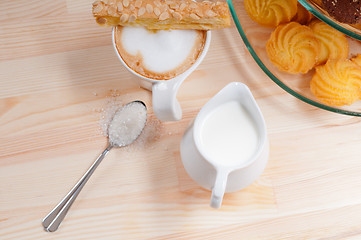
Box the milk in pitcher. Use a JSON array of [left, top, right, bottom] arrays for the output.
[[199, 101, 259, 166]]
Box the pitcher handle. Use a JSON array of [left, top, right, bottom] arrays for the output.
[[152, 76, 186, 121], [210, 170, 229, 209]]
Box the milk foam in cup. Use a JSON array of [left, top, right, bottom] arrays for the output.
[[180, 82, 269, 209], [115, 26, 207, 80], [113, 26, 211, 121]]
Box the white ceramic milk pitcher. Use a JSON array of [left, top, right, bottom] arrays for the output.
[[180, 82, 269, 209]]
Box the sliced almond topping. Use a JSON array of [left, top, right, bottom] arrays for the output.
[[206, 9, 217, 17], [107, 5, 118, 15], [159, 11, 170, 20], [135, 0, 142, 8], [108, 0, 116, 7], [92, 1, 101, 6], [190, 13, 200, 20], [190, 2, 198, 9], [160, 3, 170, 12], [120, 13, 129, 22], [154, 0, 161, 7], [123, 0, 130, 7], [96, 17, 107, 24], [179, 3, 187, 11], [129, 4, 135, 11], [146, 4, 153, 13], [169, 2, 179, 9], [101, 0, 109, 4], [117, 2, 123, 11], [195, 9, 204, 17], [172, 12, 182, 20], [138, 7, 146, 16], [93, 4, 104, 14], [129, 14, 137, 22], [154, 7, 161, 16]]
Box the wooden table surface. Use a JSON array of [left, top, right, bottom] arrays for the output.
[[2, 1, 361, 239]]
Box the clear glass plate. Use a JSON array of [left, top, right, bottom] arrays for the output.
[[227, 0, 361, 116], [298, 0, 361, 41]]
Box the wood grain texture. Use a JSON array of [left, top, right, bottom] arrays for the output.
[[1, 0, 361, 239]]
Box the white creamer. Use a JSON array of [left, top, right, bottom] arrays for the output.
[[199, 101, 259, 166], [120, 27, 204, 73]]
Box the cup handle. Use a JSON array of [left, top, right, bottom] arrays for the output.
[[210, 170, 229, 209], [151, 76, 185, 121]]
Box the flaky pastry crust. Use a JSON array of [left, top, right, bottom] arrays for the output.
[[92, 0, 231, 30]]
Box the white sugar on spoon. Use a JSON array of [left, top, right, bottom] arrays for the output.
[[108, 101, 148, 147], [42, 101, 147, 232]]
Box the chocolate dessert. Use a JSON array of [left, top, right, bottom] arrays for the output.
[[322, 0, 361, 24]]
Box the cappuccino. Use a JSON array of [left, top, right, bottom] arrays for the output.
[[114, 26, 207, 80]]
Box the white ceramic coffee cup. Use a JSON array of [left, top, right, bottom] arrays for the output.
[[112, 27, 211, 121], [180, 82, 269, 209]]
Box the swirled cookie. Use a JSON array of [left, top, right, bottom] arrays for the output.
[[292, 3, 314, 25], [309, 20, 349, 65], [244, 0, 297, 27], [310, 59, 361, 106], [266, 22, 319, 74]]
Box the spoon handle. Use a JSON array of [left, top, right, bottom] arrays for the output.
[[42, 145, 113, 232]]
